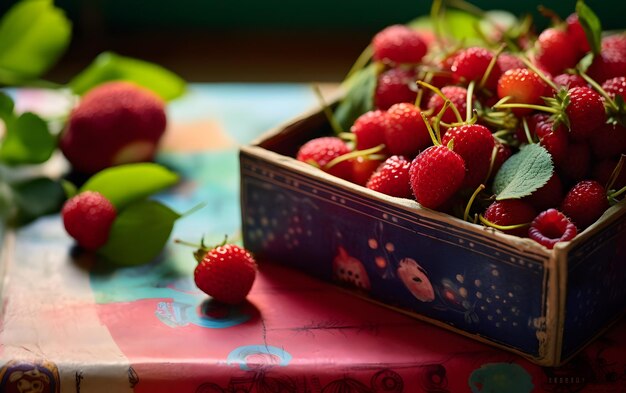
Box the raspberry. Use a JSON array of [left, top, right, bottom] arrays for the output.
[[60, 82, 167, 175], [552, 73, 587, 90], [384, 103, 431, 157], [426, 86, 469, 126], [529, 209, 577, 249], [441, 124, 495, 189], [372, 25, 428, 65], [601, 76, 626, 101], [409, 145, 466, 210], [565, 86, 606, 140], [483, 199, 537, 237], [366, 155, 412, 198], [535, 28, 580, 75], [296, 137, 352, 180], [351, 110, 387, 151], [561, 180, 610, 230], [194, 244, 257, 304], [62, 191, 117, 251], [497, 68, 549, 116], [374, 68, 418, 110], [451, 47, 502, 90]]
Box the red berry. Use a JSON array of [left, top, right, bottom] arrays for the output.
[[351, 110, 388, 150], [497, 53, 525, 73], [374, 68, 418, 110], [565, 86, 606, 140], [384, 103, 431, 157], [60, 82, 167, 174], [442, 124, 495, 189], [587, 36, 626, 83], [524, 172, 564, 211], [296, 136, 352, 180], [427, 86, 469, 126], [529, 209, 577, 249], [409, 145, 466, 210], [538, 123, 569, 165], [561, 180, 610, 230], [497, 68, 549, 115], [372, 25, 428, 65], [451, 47, 502, 90], [566, 13, 591, 55], [601, 76, 626, 101], [535, 28, 580, 75], [194, 244, 257, 304], [552, 73, 587, 90], [352, 156, 385, 187], [366, 155, 412, 198], [62, 191, 117, 251], [483, 199, 537, 237]]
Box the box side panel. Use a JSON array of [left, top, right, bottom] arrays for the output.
[[241, 154, 551, 358], [561, 216, 626, 359]]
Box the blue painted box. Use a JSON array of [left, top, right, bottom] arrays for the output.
[[239, 106, 626, 366]]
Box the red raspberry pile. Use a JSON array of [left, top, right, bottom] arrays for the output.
[[296, 2, 626, 250]]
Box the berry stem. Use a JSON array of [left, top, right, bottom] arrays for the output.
[[312, 84, 345, 135], [484, 144, 500, 182], [431, 0, 445, 49], [464, 184, 486, 222], [522, 117, 535, 144], [324, 144, 386, 170], [608, 185, 626, 200], [520, 56, 558, 92], [344, 45, 373, 81], [478, 43, 505, 90], [416, 80, 464, 123], [338, 132, 357, 141], [415, 71, 434, 108], [478, 214, 531, 232], [466, 80, 475, 123], [493, 102, 560, 114], [578, 70, 621, 113], [421, 111, 441, 146]]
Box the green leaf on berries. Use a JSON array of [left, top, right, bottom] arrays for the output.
[[99, 200, 181, 266], [493, 144, 553, 200], [68, 52, 186, 101], [0, 92, 15, 120], [80, 163, 179, 210], [408, 10, 482, 42], [0, 112, 56, 165], [576, 0, 602, 56], [0, 0, 71, 84], [9, 177, 66, 226], [334, 63, 378, 132]]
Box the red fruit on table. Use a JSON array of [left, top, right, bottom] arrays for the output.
[[561, 180, 610, 230], [384, 103, 431, 157], [442, 124, 495, 189], [366, 155, 412, 198], [483, 199, 537, 237], [62, 191, 117, 251]]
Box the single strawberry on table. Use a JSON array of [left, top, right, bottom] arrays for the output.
[[62, 191, 117, 251], [178, 238, 258, 305]]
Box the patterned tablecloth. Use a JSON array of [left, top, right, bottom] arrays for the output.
[[0, 85, 624, 393]]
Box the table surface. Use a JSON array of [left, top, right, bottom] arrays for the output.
[[0, 84, 625, 393]]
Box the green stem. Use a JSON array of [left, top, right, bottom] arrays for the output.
[[608, 185, 626, 200], [494, 102, 560, 114], [479, 214, 531, 231], [606, 154, 626, 191], [522, 117, 535, 144], [466, 80, 475, 123], [344, 45, 373, 81], [417, 80, 464, 123], [421, 111, 441, 146], [479, 43, 506, 90], [464, 184, 486, 222], [483, 144, 500, 183], [431, 0, 445, 49], [312, 84, 344, 135], [324, 144, 386, 170]]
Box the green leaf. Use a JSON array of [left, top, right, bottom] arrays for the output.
[[576, 0, 602, 55], [0, 92, 15, 121], [493, 144, 554, 200], [68, 52, 186, 101], [10, 177, 66, 226], [0, 112, 55, 165], [80, 163, 179, 210], [0, 0, 71, 84], [334, 63, 379, 131], [99, 200, 181, 266], [408, 9, 483, 42]]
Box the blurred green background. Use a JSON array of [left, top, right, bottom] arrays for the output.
[[0, 0, 623, 82]]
